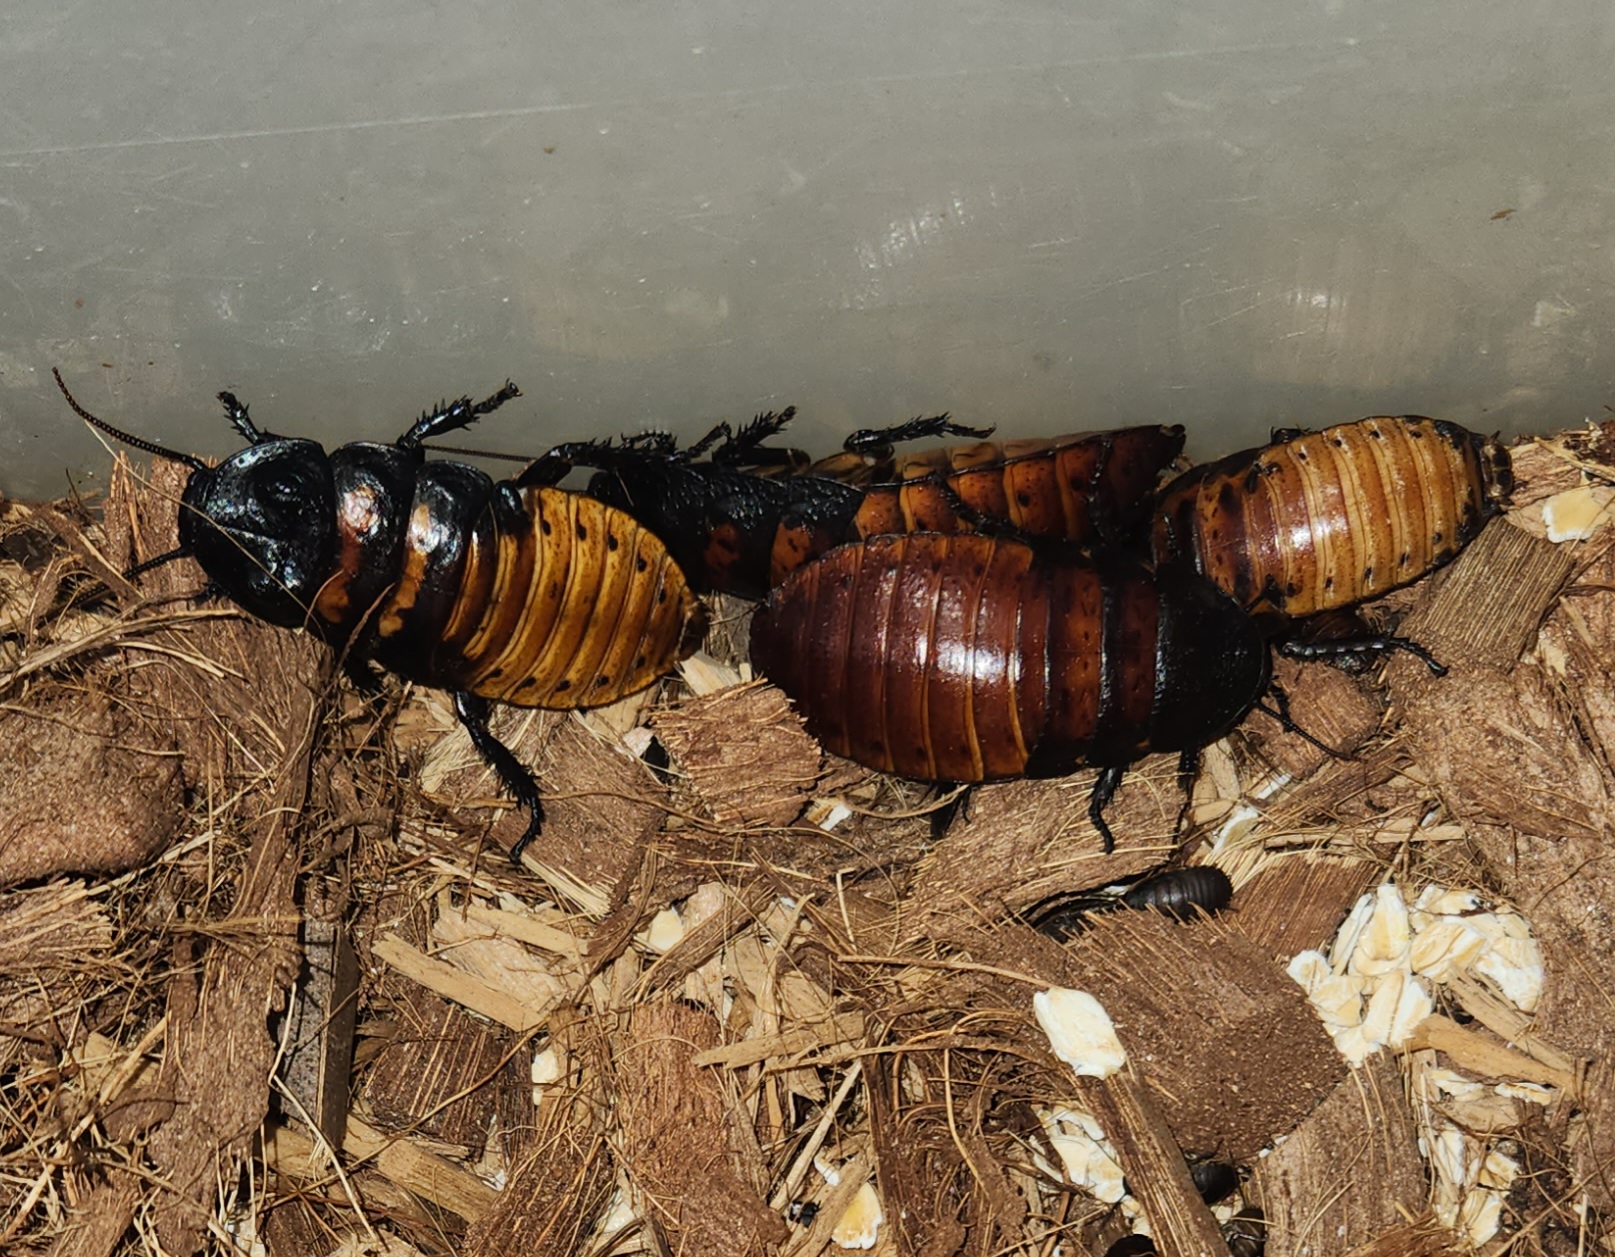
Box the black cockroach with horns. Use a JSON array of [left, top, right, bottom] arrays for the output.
[[54, 370, 706, 862]]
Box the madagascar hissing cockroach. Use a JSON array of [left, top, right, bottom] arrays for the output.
[[54, 370, 705, 862], [1152, 415, 1512, 624], [747, 533, 1270, 851], [517, 409, 1185, 598], [1223, 1206, 1267, 1257], [1032, 866, 1234, 937], [1187, 1157, 1240, 1205], [1121, 865, 1234, 918]]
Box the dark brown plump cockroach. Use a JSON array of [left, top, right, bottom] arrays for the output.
[[516, 410, 1185, 598], [748, 532, 1270, 850], [54, 370, 705, 862], [1152, 415, 1512, 623]]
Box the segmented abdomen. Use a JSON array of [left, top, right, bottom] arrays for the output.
[[751, 533, 1045, 780], [1153, 416, 1510, 618], [846, 426, 1184, 547], [748, 533, 1267, 784], [361, 480, 702, 708]]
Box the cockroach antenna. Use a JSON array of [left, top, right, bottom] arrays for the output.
[[52, 368, 207, 472]]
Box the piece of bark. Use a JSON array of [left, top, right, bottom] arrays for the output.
[[1247, 654, 1384, 782], [281, 878, 360, 1150], [361, 986, 506, 1148], [1080, 1060, 1230, 1257], [1225, 856, 1381, 958], [141, 662, 321, 1252], [908, 766, 1179, 937], [864, 1050, 971, 1256], [44, 1172, 142, 1257], [1250, 1056, 1431, 1257], [428, 706, 669, 914], [1396, 518, 1576, 673], [608, 1000, 788, 1255], [652, 682, 823, 829], [1016, 913, 1345, 1162]]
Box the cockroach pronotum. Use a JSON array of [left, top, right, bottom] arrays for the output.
[[54, 370, 706, 862], [514, 409, 1185, 598], [1032, 866, 1234, 937], [747, 533, 1271, 851], [1152, 415, 1512, 624]]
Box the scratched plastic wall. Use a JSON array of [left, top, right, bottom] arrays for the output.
[[2, 1, 1613, 497]]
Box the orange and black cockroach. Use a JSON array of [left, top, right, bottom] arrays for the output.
[[53, 370, 705, 861], [748, 532, 1270, 851], [1152, 415, 1512, 670], [516, 409, 1186, 598]]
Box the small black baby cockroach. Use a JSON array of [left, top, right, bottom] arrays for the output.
[[1031, 867, 1235, 937], [1187, 1157, 1240, 1206], [54, 370, 706, 862], [1120, 866, 1234, 919], [1223, 1206, 1267, 1257], [1103, 1237, 1158, 1257]]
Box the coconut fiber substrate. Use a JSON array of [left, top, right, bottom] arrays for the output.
[[0, 431, 1613, 1257]]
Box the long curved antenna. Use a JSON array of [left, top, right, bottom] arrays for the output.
[[52, 369, 207, 472]]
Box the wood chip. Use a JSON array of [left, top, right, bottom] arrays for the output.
[[653, 681, 823, 828]]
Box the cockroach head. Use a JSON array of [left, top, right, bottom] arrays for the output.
[[180, 439, 336, 627]]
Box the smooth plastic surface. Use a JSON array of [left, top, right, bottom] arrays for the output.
[[2, 2, 1613, 498]]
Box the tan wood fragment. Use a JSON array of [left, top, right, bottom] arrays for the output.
[[1250, 1056, 1430, 1257], [1407, 1013, 1576, 1090], [691, 1012, 866, 1068], [460, 901, 586, 961], [266, 1117, 499, 1222], [372, 934, 549, 1032], [1440, 972, 1582, 1079], [1081, 1060, 1230, 1257], [344, 1115, 500, 1220]]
